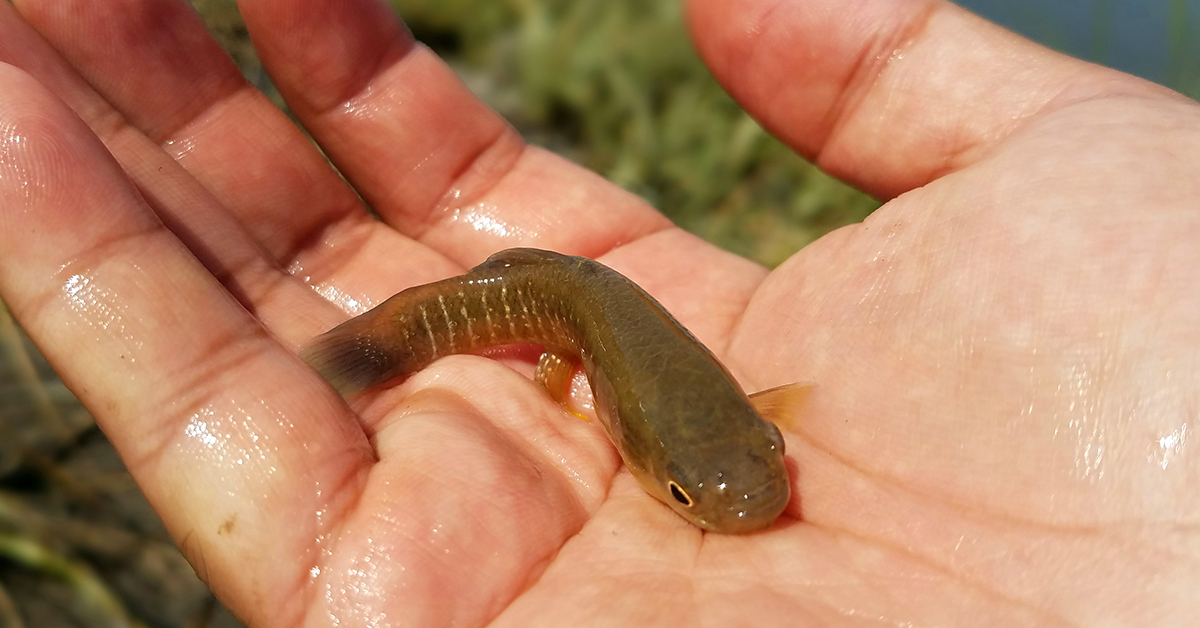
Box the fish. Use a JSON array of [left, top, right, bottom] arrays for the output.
[[301, 248, 807, 533]]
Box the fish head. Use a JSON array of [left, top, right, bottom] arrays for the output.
[[655, 420, 790, 534]]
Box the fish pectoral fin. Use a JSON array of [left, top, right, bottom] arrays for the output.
[[749, 382, 815, 431], [535, 350, 589, 421]]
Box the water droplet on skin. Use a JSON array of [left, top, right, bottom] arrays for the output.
[[338, 85, 379, 122], [1150, 422, 1189, 470], [1049, 357, 1110, 482], [60, 273, 135, 343], [184, 412, 222, 448], [162, 135, 198, 160], [0, 131, 37, 203], [313, 283, 372, 315], [447, 203, 528, 239]]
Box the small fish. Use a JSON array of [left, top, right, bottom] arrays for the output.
[[301, 248, 808, 533]]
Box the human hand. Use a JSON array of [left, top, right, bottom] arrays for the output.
[[0, 0, 1195, 626]]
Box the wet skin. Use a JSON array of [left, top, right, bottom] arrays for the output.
[[303, 248, 790, 533], [2, 0, 1199, 624]]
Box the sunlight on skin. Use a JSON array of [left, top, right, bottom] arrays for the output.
[[0, 0, 1198, 625]]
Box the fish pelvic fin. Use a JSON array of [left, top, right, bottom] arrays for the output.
[[534, 350, 591, 422]]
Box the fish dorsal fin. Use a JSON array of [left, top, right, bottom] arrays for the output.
[[749, 383, 814, 432], [473, 248, 564, 271]]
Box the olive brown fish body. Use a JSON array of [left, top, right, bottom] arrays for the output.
[[301, 248, 789, 533]]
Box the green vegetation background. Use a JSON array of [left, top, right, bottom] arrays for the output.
[[0, 0, 1196, 626]]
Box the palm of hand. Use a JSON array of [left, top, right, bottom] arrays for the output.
[[0, 0, 1196, 626]]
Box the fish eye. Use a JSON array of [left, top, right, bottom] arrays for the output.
[[667, 481, 694, 507]]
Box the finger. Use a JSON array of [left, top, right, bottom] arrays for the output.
[[311, 356, 620, 625], [686, 0, 1184, 199], [10, 0, 369, 260], [0, 2, 344, 344], [236, 0, 670, 263], [0, 63, 374, 622], [13, 0, 466, 314]]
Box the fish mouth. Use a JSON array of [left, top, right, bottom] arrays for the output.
[[730, 482, 790, 518], [692, 480, 790, 534]]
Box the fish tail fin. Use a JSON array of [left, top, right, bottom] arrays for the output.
[[300, 322, 403, 398]]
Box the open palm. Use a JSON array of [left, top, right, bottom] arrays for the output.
[[1, 0, 1197, 625]]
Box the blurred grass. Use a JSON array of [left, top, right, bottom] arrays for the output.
[[1167, 0, 1200, 98], [2, 0, 1198, 626]]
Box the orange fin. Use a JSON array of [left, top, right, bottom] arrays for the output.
[[534, 350, 590, 422], [749, 383, 814, 431]]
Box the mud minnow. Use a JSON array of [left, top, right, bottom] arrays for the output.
[[301, 248, 805, 533]]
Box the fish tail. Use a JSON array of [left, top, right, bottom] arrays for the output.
[[300, 322, 404, 398]]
